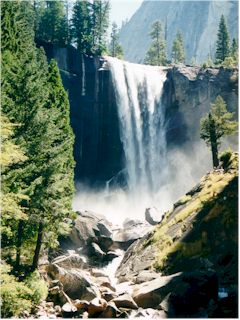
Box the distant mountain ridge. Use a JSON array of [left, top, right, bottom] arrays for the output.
[[119, 0, 238, 64]]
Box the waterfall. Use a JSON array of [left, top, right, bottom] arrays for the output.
[[106, 57, 168, 196]]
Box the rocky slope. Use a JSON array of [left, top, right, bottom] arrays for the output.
[[116, 152, 238, 317], [119, 0, 238, 63], [35, 152, 238, 318]]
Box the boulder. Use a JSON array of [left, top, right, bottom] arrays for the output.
[[113, 221, 153, 250], [100, 302, 120, 318], [112, 293, 138, 310], [61, 302, 77, 317], [90, 268, 108, 278], [87, 242, 106, 260], [134, 270, 160, 284], [132, 272, 182, 308], [73, 299, 89, 312], [123, 218, 144, 228], [116, 236, 157, 282], [132, 270, 218, 316], [100, 288, 118, 302], [47, 263, 100, 300], [64, 211, 113, 255], [131, 308, 167, 318], [52, 253, 87, 269], [104, 250, 121, 262], [94, 276, 116, 292], [88, 298, 108, 317], [145, 207, 163, 225]]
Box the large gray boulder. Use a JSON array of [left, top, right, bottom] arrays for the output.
[[116, 234, 157, 283], [52, 253, 87, 269], [145, 207, 163, 225], [113, 219, 153, 250], [132, 270, 218, 316], [46, 263, 100, 300], [60, 211, 113, 264]]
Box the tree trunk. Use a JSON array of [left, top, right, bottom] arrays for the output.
[[209, 114, 219, 168], [32, 222, 44, 271], [15, 220, 24, 270]]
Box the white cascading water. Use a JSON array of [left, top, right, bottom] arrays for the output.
[[106, 57, 168, 196], [73, 57, 205, 224]]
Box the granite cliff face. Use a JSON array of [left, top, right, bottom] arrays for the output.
[[164, 65, 238, 147], [40, 42, 238, 187], [38, 41, 123, 186], [119, 0, 238, 63]]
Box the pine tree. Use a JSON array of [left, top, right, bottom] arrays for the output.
[[2, 1, 50, 268], [70, 0, 92, 54], [1, 114, 28, 241], [109, 22, 124, 59], [31, 59, 75, 270], [231, 38, 238, 61], [1, 1, 75, 271], [37, 0, 68, 46], [145, 20, 167, 66], [215, 15, 231, 63], [200, 96, 237, 168], [172, 30, 185, 64], [91, 0, 110, 55]]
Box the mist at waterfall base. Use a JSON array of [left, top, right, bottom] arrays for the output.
[[73, 143, 211, 225], [73, 57, 212, 226]]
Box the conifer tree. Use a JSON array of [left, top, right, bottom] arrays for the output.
[[2, 1, 75, 270], [1, 114, 28, 241], [215, 15, 231, 63], [145, 20, 167, 66], [172, 30, 185, 64], [231, 38, 238, 61], [71, 0, 92, 54], [109, 22, 124, 59], [91, 0, 110, 55], [31, 59, 75, 270], [37, 0, 68, 46], [200, 96, 237, 168]]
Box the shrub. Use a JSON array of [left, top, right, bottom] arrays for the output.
[[220, 149, 233, 169], [24, 270, 48, 304], [0, 263, 33, 317], [0, 264, 48, 318]]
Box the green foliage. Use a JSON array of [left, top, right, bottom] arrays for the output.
[[24, 270, 48, 304], [36, 0, 68, 46], [0, 263, 48, 318], [202, 55, 215, 68], [71, 0, 110, 55], [200, 96, 238, 167], [1, 116, 29, 238], [1, 263, 33, 317], [145, 20, 167, 66], [109, 22, 124, 59], [70, 0, 93, 54], [231, 38, 238, 60], [171, 30, 185, 63], [219, 149, 233, 169], [215, 15, 231, 63], [91, 0, 110, 55], [221, 56, 238, 68], [1, 1, 75, 270], [1, 1, 35, 54]]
